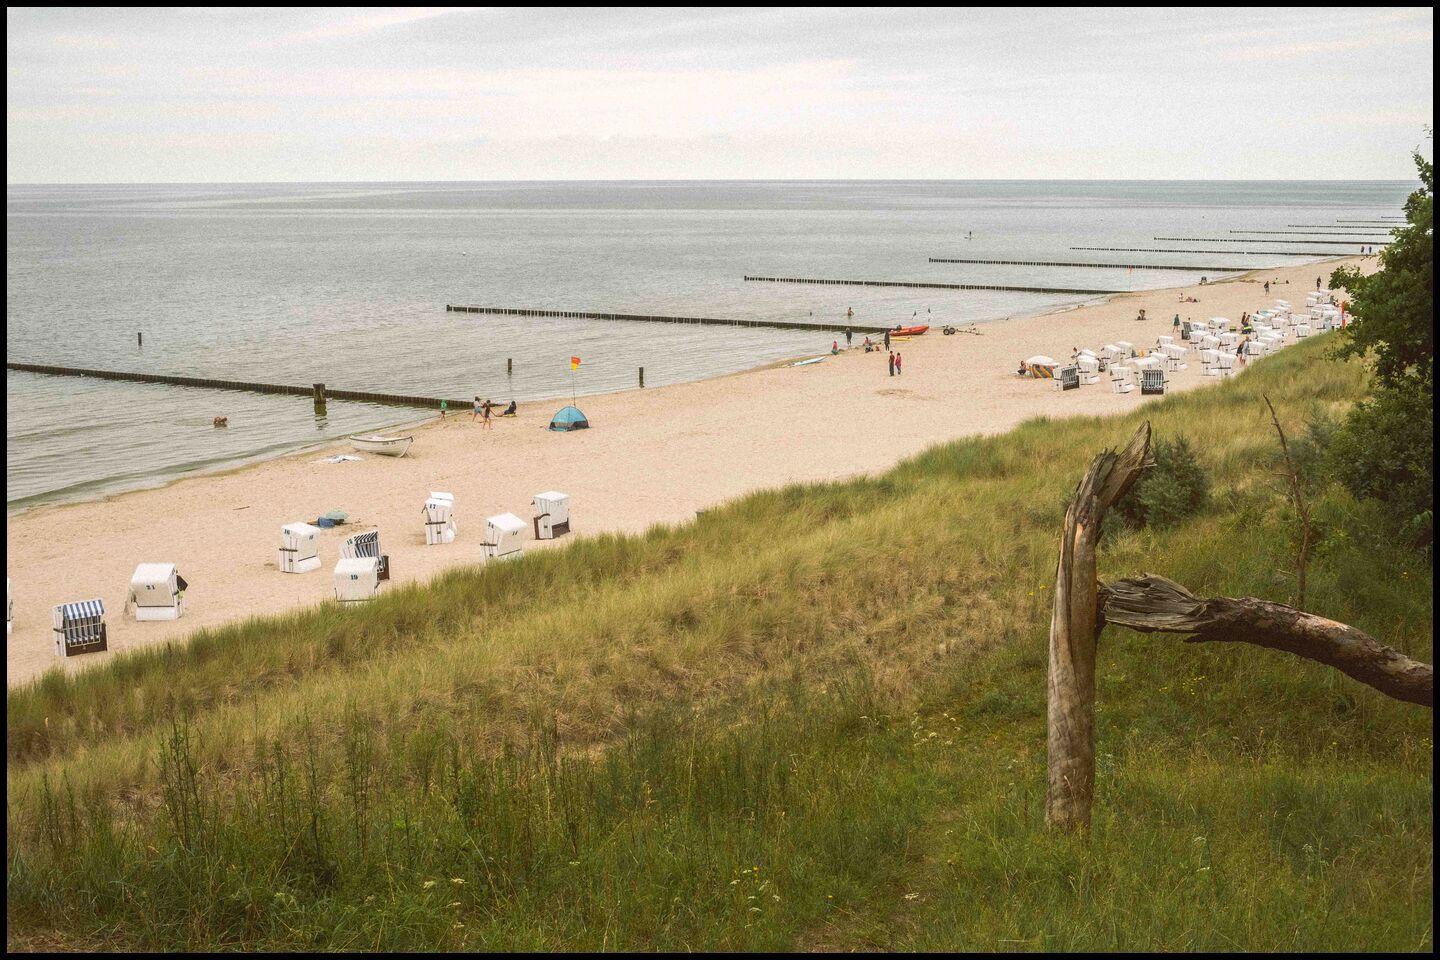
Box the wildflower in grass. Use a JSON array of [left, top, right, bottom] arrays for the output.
[[423, 880, 437, 889], [451, 878, 465, 885]]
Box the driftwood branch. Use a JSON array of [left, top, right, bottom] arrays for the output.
[[1046, 422, 1152, 831], [1100, 574, 1433, 708]]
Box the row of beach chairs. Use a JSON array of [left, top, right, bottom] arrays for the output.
[[33, 491, 573, 658]]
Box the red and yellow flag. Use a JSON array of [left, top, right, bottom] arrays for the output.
[[570, 356, 582, 371]]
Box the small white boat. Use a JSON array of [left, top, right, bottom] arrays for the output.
[[349, 434, 414, 458]]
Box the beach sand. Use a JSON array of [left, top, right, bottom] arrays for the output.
[[5, 258, 1372, 686]]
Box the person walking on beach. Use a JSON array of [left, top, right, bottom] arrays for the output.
[[1316, 276, 1322, 291], [845, 326, 852, 347], [888, 351, 895, 377], [895, 351, 903, 376], [480, 399, 494, 429], [472, 395, 483, 421]]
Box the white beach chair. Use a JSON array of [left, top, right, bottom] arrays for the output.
[[1110, 365, 1134, 394], [334, 557, 380, 603], [1294, 323, 1311, 339], [1077, 356, 1100, 385], [279, 522, 322, 574], [1200, 348, 1222, 376], [53, 599, 107, 657], [127, 563, 187, 621], [533, 491, 571, 540], [1140, 368, 1168, 396], [423, 492, 457, 545], [1161, 343, 1188, 371], [483, 513, 527, 562]]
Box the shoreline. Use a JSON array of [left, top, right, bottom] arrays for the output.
[[5, 256, 1372, 687], [4, 257, 1339, 520]]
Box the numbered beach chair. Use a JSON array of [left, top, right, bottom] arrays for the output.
[[334, 557, 380, 603], [341, 530, 389, 581], [1056, 365, 1081, 392], [483, 513, 527, 562], [1110, 365, 1134, 394], [53, 599, 107, 658], [423, 492, 457, 545], [127, 563, 188, 621], [279, 522, 322, 574], [533, 491, 571, 540]]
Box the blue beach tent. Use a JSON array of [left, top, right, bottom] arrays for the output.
[[549, 405, 590, 432]]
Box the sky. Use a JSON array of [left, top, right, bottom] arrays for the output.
[[6, 6, 1434, 183]]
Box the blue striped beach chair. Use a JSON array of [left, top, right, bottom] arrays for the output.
[[53, 599, 107, 657]]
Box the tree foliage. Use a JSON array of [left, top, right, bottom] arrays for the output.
[[1326, 145, 1434, 555], [1329, 149, 1433, 390]]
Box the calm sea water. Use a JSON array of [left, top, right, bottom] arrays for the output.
[[6, 180, 1411, 510]]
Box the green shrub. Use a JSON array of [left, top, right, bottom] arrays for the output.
[[1326, 385, 1434, 553], [1111, 436, 1211, 532]]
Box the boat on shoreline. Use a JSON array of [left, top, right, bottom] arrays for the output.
[[891, 325, 929, 337], [349, 434, 414, 458]]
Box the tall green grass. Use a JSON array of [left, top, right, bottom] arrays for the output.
[[6, 338, 1432, 951]]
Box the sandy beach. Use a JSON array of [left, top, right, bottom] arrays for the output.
[[5, 257, 1372, 686]]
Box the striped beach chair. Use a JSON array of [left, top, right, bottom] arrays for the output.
[[53, 599, 107, 658], [341, 530, 390, 581], [1140, 368, 1168, 396]]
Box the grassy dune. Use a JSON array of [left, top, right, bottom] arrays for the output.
[[6, 337, 1433, 951]]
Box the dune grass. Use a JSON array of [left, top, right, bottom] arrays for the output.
[[6, 337, 1432, 951]]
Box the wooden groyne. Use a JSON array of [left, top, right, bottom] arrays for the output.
[[927, 257, 1246, 272], [1153, 237, 1388, 246], [1072, 246, 1359, 256], [741, 276, 1124, 295], [1230, 230, 1391, 236], [6, 363, 470, 409], [445, 304, 890, 334]]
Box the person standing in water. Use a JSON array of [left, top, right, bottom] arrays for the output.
[[845, 326, 852, 347]]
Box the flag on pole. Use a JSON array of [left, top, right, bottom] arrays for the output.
[[571, 356, 582, 371]]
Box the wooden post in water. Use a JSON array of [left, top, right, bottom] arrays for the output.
[[639, 366, 645, 388], [313, 382, 327, 414], [507, 358, 513, 376], [1046, 422, 1150, 832], [138, 332, 143, 348]]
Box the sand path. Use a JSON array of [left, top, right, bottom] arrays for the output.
[[6, 258, 1370, 686]]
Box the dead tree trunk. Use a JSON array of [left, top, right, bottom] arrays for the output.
[[1046, 422, 1152, 831], [1099, 574, 1433, 708]]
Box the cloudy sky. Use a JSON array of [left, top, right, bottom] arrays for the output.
[[6, 6, 1433, 183]]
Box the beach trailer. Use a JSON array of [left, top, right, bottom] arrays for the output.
[[1110, 365, 1134, 394], [127, 563, 188, 621], [483, 513, 527, 562], [423, 492, 457, 545], [533, 491, 571, 540], [1140, 368, 1168, 396], [1077, 356, 1100, 385], [334, 557, 380, 603], [1056, 365, 1081, 392], [278, 522, 322, 574], [53, 599, 107, 658], [341, 530, 390, 581]]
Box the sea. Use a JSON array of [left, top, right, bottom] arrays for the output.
[[6, 179, 1412, 511]]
